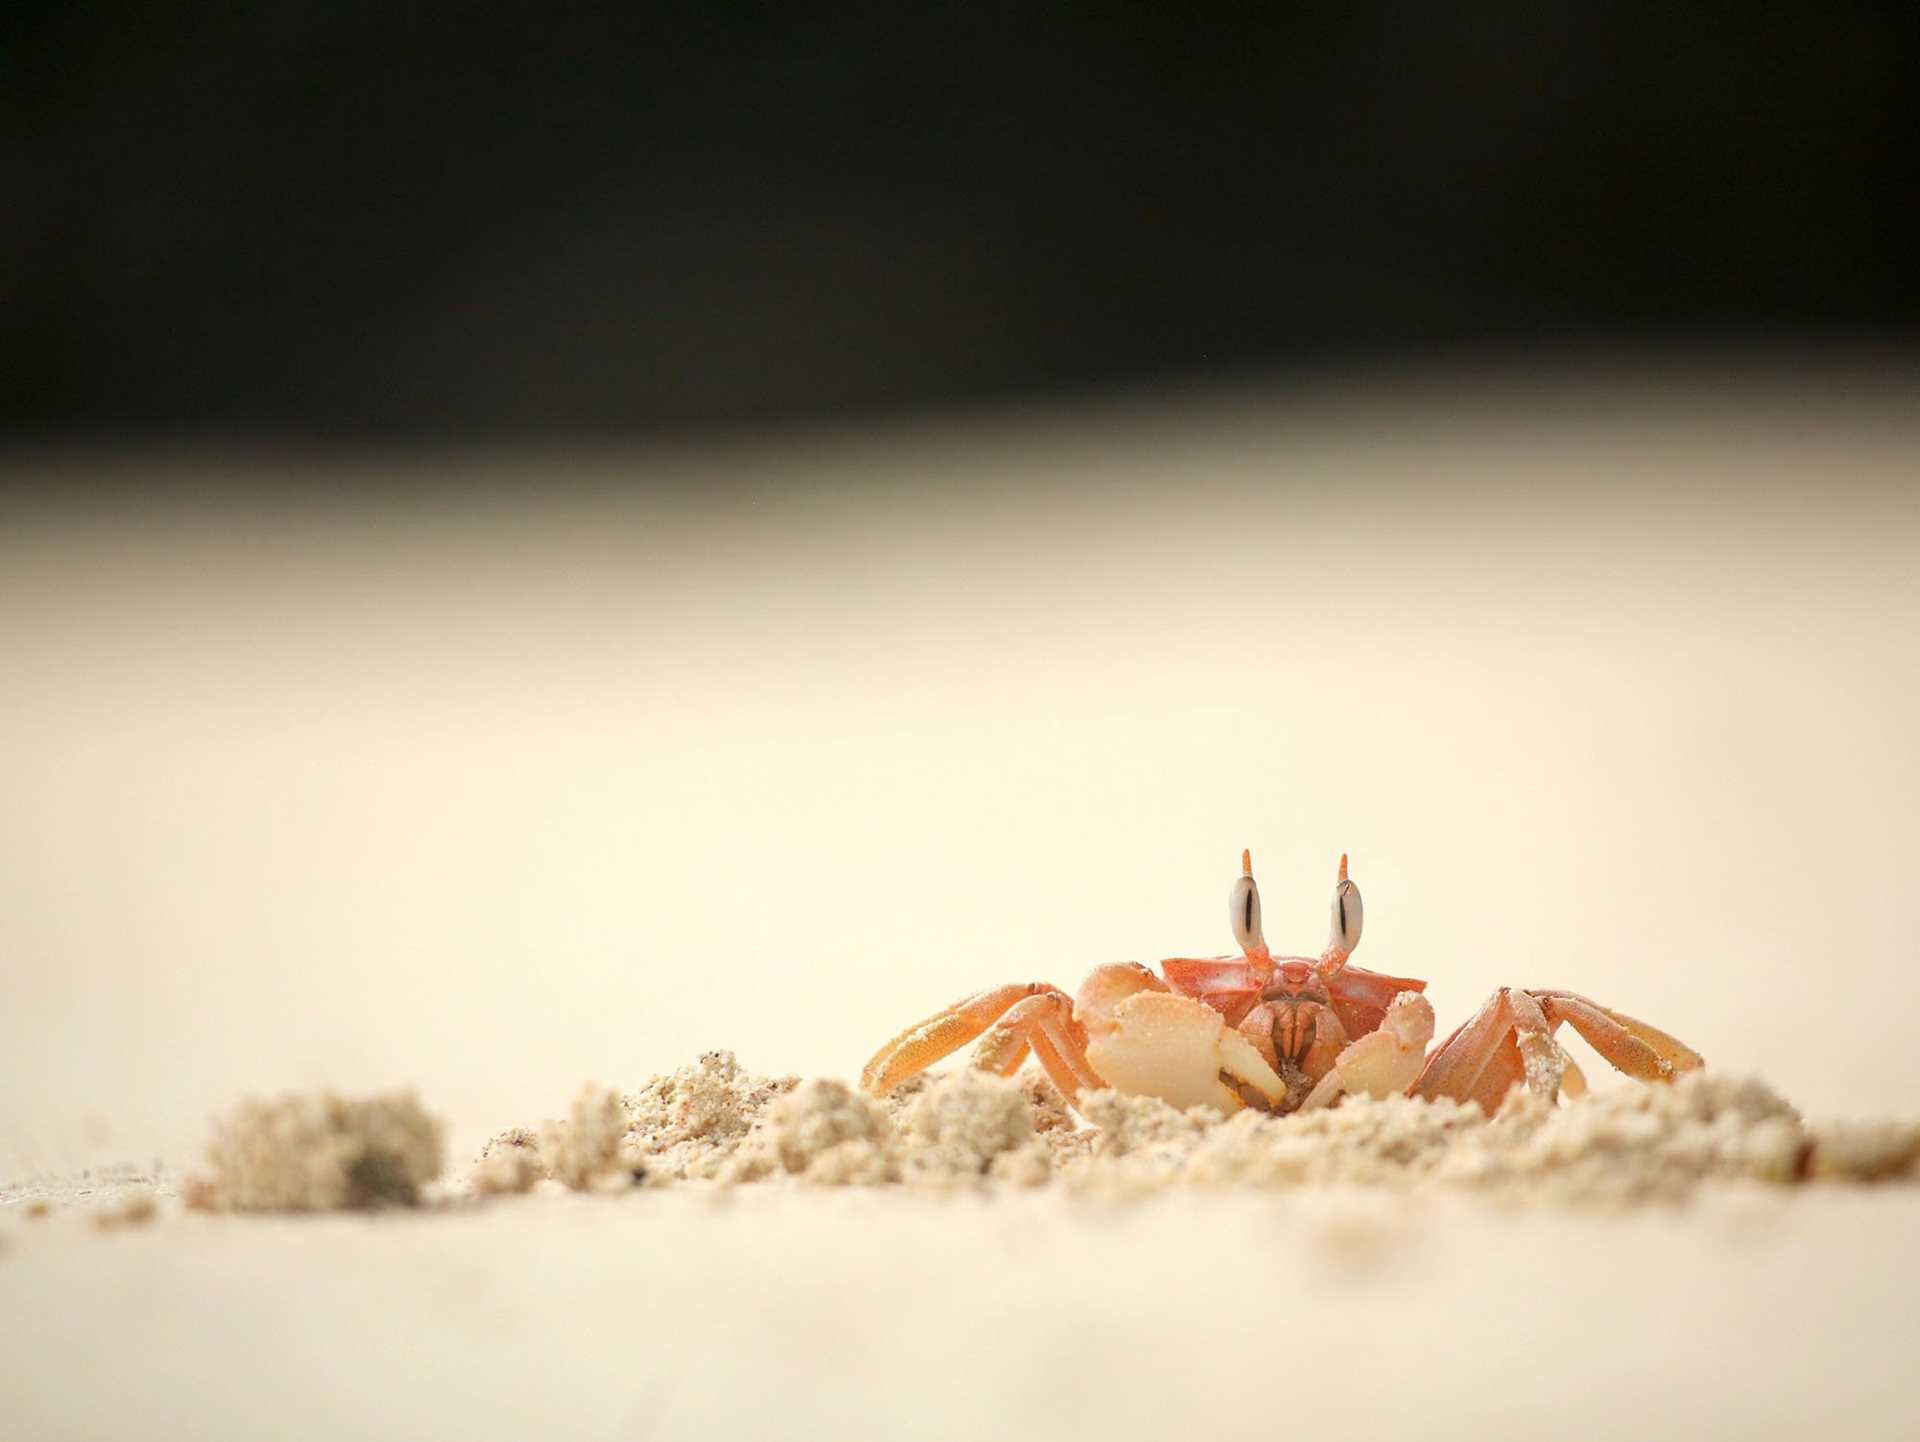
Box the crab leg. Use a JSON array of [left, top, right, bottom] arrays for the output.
[[861, 982, 1071, 1095], [1558, 1052, 1589, 1099], [1413, 986, 1705, 1111], [993, 991, 1105, 1102], [1536, 992, 1703, 1082], [1408, 989, 1525, 1113], [972, 1023, 1031, 1078], [1506, 987, 1571, 1098], [1409, 987, 1572, 1111]]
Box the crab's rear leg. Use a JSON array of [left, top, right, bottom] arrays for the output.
[[1534, 991, 1705, 1082], [1558, 1052, 1589, 1099], [1407, 988, 1556, 1113], [861, 982, 1074, 1095], [1412, 986, 1704, 1111], [971, 1021, 1031, 1079], [975, 990, 1105, 1102]]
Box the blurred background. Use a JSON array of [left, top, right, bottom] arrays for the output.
[[3, 4, 1918, 1169], [5, 3, 1916, 438]]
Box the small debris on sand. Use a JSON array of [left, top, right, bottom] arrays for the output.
[[476, 1056, 1919, 1206], [470, 1128, 546, 1196], [190, 1091, 447, 1212], [1805, 1118, 1920, 1181], [92, 1192, 159, 1231]]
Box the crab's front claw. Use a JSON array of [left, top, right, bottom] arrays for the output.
[[1083, 988, 1287, 1113], [1300, 992, 1435, 1111]]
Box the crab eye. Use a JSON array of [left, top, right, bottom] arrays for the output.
[[1331, 877, 1363, 953], [1230, 873, 1264, 953]]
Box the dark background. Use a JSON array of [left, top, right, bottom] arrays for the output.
[[4, 3, 1915, 441]]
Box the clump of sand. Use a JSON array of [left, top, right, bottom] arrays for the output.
[[723, 1080, 900, 1185], [468, 1054, 794, 1196], [541, 1086, 633, 1192], [498, 1054, 1071, 1192], [704, 1069, 1065, 1187], [157, 1059, 1920, 1214], [190, 1091, 446, 1212], [487, 1057, 1919, 1207], [899, 1069, 1061, 1185], [1804, 1117, 1920, 1180], [619, 1050, 800, 1182], [470, 1128, 545, 1196], [1068, 1072, 1814, 1202]]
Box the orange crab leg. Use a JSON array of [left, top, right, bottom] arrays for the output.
[[1536, 992, 1704, 1082], [1408, 989, 1527, 1113], [993, 991, 1104, 1101], [972, 1023, 1032, 1078], [1558, 1052, 1589, 1099], [1506, 987, 1570, 1096], [1425, 988, 1565, 1105], [1414, 986, 1705, 1111], [1027, 1025, 1106, 1103], [1534, 991, 1705, 1075], [861, 982, 1067, 1095]]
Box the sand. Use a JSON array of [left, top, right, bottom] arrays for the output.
[[189, 1091, 446, 1212], [3, 1075, 1917, 1442], [7, 1055, 1915, 1440], [36, 1051, 1920, 1217], [457, 1053, 1919, 1203]]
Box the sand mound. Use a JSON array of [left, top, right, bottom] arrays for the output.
[[518, 1060, 1064, 1190], [191, 1091, 446, 1212], [470, 1128, 544, 1196], [541, 1086, 632, 1192], [1072, 1071, 1812, 1202], [499, 1055, 1920, 1207], [155, 1057, 1920, 1217], [724, 1079, 899, 1185], [620, 1050, 799, 1182]]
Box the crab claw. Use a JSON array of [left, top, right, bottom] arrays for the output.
[[1081, 983, 1287, 1113], [1299, 992, 1435, 1111]]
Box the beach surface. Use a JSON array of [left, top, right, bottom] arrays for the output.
[[3, 1178, 1916, 1441]]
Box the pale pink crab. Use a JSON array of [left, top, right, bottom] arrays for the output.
[[860, 851, 1704, 1116]]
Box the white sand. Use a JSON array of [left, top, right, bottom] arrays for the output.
[[5, 1063, 1916, 1441], [2, 1182, 1915, 1440]]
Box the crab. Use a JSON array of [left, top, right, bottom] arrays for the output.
[[859, 851, 1704, 1117]]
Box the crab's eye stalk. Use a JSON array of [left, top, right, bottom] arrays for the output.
[[1330, 872, 1363, 955], [1230, 861, 1265, 954]]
